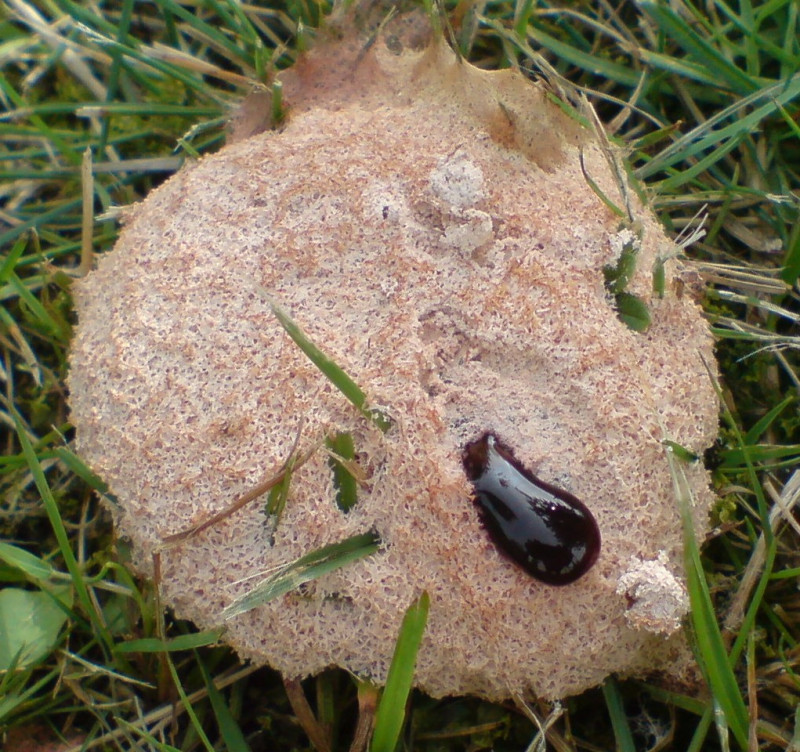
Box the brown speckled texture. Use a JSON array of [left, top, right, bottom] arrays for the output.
[[68, 32, 718, 701]]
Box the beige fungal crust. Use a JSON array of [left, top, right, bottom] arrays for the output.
[[68, 28, 718, 701]]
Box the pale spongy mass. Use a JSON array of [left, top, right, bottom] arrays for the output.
[[68, 27, 718, 700]]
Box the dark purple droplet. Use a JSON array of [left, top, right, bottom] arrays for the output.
[[462, 433, 601, 585]]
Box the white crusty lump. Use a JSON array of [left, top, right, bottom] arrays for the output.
[[616, 554, 691, 636], [68, 26, 719, 701]]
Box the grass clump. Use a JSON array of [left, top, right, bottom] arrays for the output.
[[1, 0, 799, 750]]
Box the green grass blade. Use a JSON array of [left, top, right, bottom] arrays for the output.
[[686, 706, 714, 752], [8, 402, 114, 655], [770, 566, 800, 580], [7, 271, 69, 342], [265, 451, 295, 520], [633, 47, 731, 88], [197, 651, 252, 752], [602, 677, 636, 752], [53, 446, 116, 504], [604, 235, 641, 294], [685, 534, 749, 749], [113, 717, 181, 751], [662, 440, 699, 463], [163, 651, 215, 752], [221, 532, 380, 619], [0, 665, 62, 725], [268, 296, 391, 431], [615, 292, 651, 332], [0, 234, 29, 285], [656, 135, 745, 193], [728, 540, 777, 668], [326, 432, 359, 512], [525, 27, 640, 87], [581, 152, 626, 218], [743, 395, 794, 445], [668, 453, 749, 749], [0, 542, 55, 582], [0, 198, 83, 249], [637, 681, 707, 715], [638, 1, 757, 95], [638, 71, 800, 181], [115, 629, 226, 654], [708, 359, 773, 536], [0, 73, 81, 166], [370, 591, 430, 752], [0, 304, 42, 385]]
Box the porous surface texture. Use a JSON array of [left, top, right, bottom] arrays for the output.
[[68, 30, 718, 701]]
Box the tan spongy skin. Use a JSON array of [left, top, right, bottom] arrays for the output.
[[68, 34, 718, 701]]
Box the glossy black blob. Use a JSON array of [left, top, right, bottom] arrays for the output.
[[462, 433, 601, 586]]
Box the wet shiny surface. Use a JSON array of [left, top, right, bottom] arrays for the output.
[[462, 433, 601, 585]]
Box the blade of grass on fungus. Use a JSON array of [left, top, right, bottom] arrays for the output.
[[265, 449, 295, 520], [580, 152, 626, 218], [221, 532, 380, 619], [615, 292, 651, 332], [602, 677, 636, 752], [661, 440, 699, 463], [370, 591, 430, 752], [271, 80, 285, 125], [267, 295, 391, 431], [326, 431, 359, 512], [196, 651, 252, 752], [667, 452, 749, 750]]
